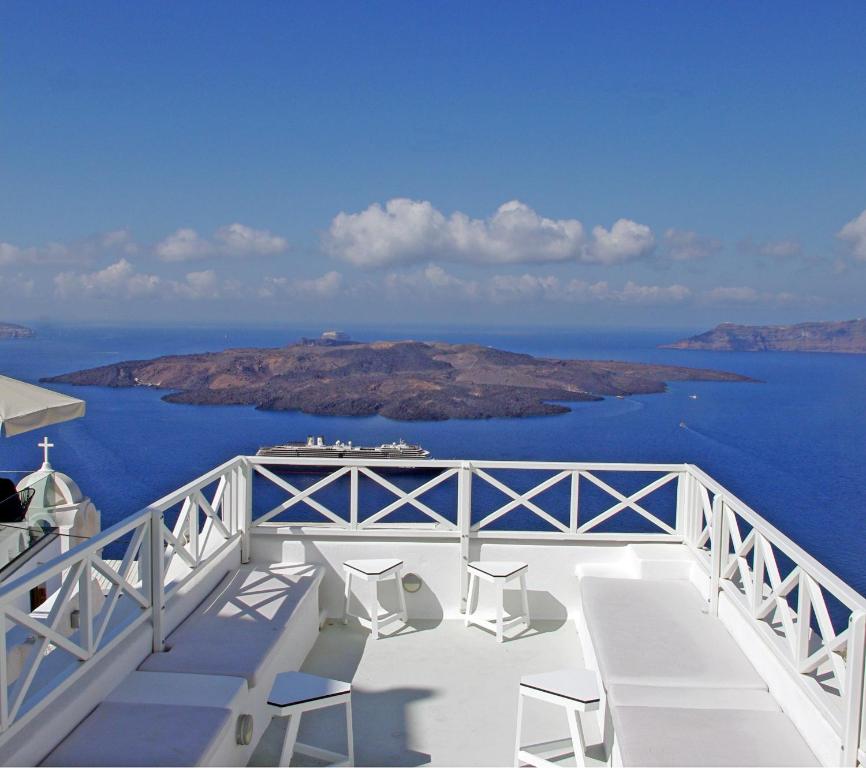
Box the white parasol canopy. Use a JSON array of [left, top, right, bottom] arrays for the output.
[[0, 375, 86, 437]]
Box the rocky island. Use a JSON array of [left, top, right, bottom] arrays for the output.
[[0, 323, 33, 339], [45, 340, 753, 421], [662, 319, 866, 354]]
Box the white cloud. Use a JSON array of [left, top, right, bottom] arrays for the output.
[[758, 239, 801, 258], [375, 265, 689, 306], [54, 259, 161, 299], [172, 270, 221, 300], [588, 219, 655, 264], [260, 271, 343, 300], [0, 228, 139, 267], [215, 223, 288, 256], [663, 228, 722, 261], [384, 265, 480, 299], [154, 228, 216, 262], [325, 198, 655, 267], [701, 286, 799, 305], [837, 209, 866, 261], [54, 259, 226, 301], [156, 223, 288, 262], [0, 274, 35, 298]]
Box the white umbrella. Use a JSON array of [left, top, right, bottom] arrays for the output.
[[0, 375, 86, 437]]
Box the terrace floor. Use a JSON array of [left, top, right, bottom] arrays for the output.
[[250, 618, 605, 767]]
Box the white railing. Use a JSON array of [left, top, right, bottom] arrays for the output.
[[0, 453, 863, 764], [0, 456, 245, 742], [682, 465, 866, 766], [247, 456, 683, 537]]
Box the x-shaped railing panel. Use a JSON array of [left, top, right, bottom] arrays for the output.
[[253, 464, 351, 526], [577, 471, 678, 534], [471, 469, 571, 532], [358, 467, 458, 528]]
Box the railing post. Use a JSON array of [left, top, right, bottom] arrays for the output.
[[569, 471, 580, 533], [675, 468, 688, 541], [78, 556, 94, 657], [239, 458, 252, 564], [350, 466, 359, 529], [149, 508, 165, 653], [709, 494, 726, 616], [0, 610, 8, 731], [457, 461, 472, 613], [842, 612, 866, 766]]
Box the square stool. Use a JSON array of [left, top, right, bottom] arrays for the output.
[[514, 668, 600, 768], [268, 671, 353, 767], [342, 558, 408, 640], [464, 561, 530, 642]]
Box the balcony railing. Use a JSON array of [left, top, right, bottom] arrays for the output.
[[0, 455, 862, 764]]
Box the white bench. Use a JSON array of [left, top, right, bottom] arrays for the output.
[[140, 562, 323, 686], [579, 576, 819, 767], [45, 562, 323, 767]]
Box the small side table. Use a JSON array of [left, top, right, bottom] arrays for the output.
[[342, 558, 408, 640], [464, 561, 530, 642], [514, 668, 600, 768], [267, 671, 353, 767]]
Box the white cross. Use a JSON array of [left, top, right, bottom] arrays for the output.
[[38, 436, 54, 466]]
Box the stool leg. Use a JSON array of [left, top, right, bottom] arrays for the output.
[[370, 578, 380, 640], [495, 580, 504, 643], [342, 571, 352, 625], [513, 691, 525, 767], [280, 711, 301, 767], [395, 568, 408, 623], [464, 572, 476, 627], [566, 706, 588, 768], [519, 571, 530, 628], [345, 695, 355, 766]]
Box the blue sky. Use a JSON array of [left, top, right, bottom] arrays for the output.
[[1, 1, 865, 328]]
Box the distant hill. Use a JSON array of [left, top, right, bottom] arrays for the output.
[[45, 339, 753, 421], [0, 323, 33, 339], [662, 319, 866, 353]]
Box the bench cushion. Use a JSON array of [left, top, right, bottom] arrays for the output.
[[580, 577, 766, 690], [612, 705, 818, 767], [42, 702, 231, 766], [140, 563, 322, 687], [607, 684, 780, 711]]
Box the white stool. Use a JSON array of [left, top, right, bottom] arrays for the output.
[[464, 561, 530, 643], [268, 671, 353, 767], [514, 668, 600, 768], [342, 558, 408, 640]]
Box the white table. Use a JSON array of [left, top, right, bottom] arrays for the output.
[[464, 561, 530, 642], [342, 558, 408, 640], [514, 668, 600, 768], [267, 671, 353, 766]]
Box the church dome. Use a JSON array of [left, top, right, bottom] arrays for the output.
[[17, 467, 84, 509]]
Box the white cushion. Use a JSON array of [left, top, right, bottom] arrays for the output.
[[612, 705, 818, 767], [140, 563, 322, 686], [580, 577, 766, 690], [42, 702, 231, 766], [607, 684, 780, 711]]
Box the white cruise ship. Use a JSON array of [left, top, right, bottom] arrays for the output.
[[0, 448, 863, 767]]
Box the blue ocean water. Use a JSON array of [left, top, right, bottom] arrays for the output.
[[1, 325, 864, 597]]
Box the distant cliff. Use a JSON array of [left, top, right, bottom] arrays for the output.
[[0, 323, 33, 339], [662, 319, 866, 353], [45, 339, 753, 421]]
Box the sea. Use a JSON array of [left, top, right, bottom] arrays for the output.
[[1, 324, 864, 599]]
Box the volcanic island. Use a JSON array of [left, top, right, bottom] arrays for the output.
[[45, 340, 754, 421]]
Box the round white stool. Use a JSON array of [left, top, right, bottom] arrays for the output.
[[464, 561, 530, 642], [342, 558, 408, 640]]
